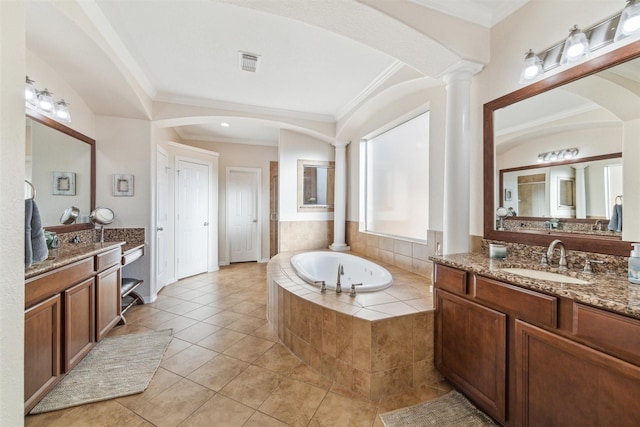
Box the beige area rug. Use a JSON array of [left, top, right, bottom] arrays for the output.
[[30, 329, 173, 414], [380, 390, 499, 426]]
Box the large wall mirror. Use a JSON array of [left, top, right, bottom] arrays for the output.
[[484, 39, 640, 256], [26, 110, 96, 232]]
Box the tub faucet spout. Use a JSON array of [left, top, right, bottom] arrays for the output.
[[336, 263, 344, 294]]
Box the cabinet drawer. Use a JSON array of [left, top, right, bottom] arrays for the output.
[[472, 275, 557, 328], [572, 303, 640, 365], [95, 248, 121, 272], [434, 264, 467, 294], [25, 257, 94, 309]]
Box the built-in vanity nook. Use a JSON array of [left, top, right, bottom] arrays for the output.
[[23, 110, 146, 414], [431, 38, 640, 425]]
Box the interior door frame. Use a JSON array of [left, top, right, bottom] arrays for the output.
[[175, 155, 214, 277], [155, 145, 171, 293], [225, 167, 262, 264]]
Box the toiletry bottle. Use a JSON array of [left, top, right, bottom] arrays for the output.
[[629, 243, 640, 285]]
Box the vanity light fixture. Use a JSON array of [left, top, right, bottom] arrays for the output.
[[25, 76, 37, 107], [615, 0, 640, 41], [519, 1, 640, 84], [24, 76, 72, 123], [537, 148, 579, 163], [55, 99, 71, 123], [519, 49, 544, 84], [560, 25, 591, 64]]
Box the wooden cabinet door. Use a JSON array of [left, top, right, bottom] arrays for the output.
[[435, 289, 507, 423], [64, 278, 95, 371], [515, 320, 640, 426], [95, 264, 121, 341], [24, 294, 61, 414]]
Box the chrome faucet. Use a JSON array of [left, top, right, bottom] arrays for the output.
[[547, 239, 568, 270], [336, 263, 344, 294]]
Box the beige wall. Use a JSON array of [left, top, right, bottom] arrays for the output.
[[182, 139, 277, 263]]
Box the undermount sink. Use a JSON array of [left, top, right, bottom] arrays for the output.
[[501, 268, 590, 285]]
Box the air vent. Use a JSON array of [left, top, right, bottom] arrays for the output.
[[239, 51, 260, 72]]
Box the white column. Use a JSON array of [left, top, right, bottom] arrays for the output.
[[573, 165, 587, 219], [441, 61, 483, 255], [330, 140, 351, 251]]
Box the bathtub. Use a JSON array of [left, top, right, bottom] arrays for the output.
[[290, 251, 393, 292]]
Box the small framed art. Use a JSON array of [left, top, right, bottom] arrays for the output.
[[52, 172, 76, 196], [113, 174, 134, 197]]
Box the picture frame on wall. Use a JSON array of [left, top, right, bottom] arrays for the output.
[[504, 188, 512, 201], [52, 171, 76, 196], [113, 174, 134, 197]]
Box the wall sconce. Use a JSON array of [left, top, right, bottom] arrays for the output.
[[615, 0, 640, 41], [520, 1, 640, 84], [537, 148, 579, 163], [560, 25, 590, 64], [24, 76, 72, 123], [519, 49, 544, 84]]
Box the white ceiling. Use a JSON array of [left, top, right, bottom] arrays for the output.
[[26, 1, 529, 146]]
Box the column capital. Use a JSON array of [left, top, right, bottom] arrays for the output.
[[438, 60, 484, 84], [331, 140, 350, 148]]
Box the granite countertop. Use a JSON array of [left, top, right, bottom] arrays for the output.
[[25, 241, 124, 279], [430, 252, 640, 320]]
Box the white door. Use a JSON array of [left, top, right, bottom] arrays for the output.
[[228, 168, 259, 263], [177, 159, 209, 278], [156, 147, 170, 290]]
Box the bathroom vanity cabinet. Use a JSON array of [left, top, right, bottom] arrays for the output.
[[433, 262, 640, 426], [24, 245, 122, 414]]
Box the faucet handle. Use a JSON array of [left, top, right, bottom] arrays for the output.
[[533, 251, 549, 266], [314, 280, 327, 293], [349, 283, 363, 297], [583, 259, 604, 274]]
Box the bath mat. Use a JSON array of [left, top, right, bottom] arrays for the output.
[[379, 390, 498, 426], [30, 329, 173, 414]]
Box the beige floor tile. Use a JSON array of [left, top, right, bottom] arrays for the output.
[[187, 354, 249, 391], [178, 394, 254, 427], [197, 328, 247, 352], [150, 295, 186, 311], [173, 322, 220, 343], [162, 300, 204, 316], [244, 411, 290, 427], [156, 315, 199, 333], [376, 384, 447, 412], [182, 305, 224, 321], [309, 391, 378, 427], [259, 378, 328, 427], [203, 310, 246, 327], [134, 378, 215, 427], [130, 308, 179, 329], [117, 368, 183, 411], [289, 362, 332, 390], [26, 400, 152, 427], [220, 365, 283, 408], [225, 315, 267, 334], [223, 335, 275, 363], [253, 343, 301, 376], [161, 344, 218, 377], [107, 323, 154, 337], [251, 323, 279, 342], [228, 300, 266, 315], [163, 337, 192, 359]]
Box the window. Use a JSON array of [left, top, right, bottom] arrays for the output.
[[360, 111, 429, 241]]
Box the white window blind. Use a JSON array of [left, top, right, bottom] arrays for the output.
[[364, 111, 429, 241]]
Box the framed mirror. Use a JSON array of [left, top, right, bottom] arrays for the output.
[[26, 109, 96, 232], [484, 39, 640, 256], [297, 160, 335, 212]]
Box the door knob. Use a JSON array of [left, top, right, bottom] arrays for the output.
[[156, 227, 164, 231], [204, 222, 209, 226]]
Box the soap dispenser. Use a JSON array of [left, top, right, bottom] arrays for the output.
[[629, 243, 640, 284]]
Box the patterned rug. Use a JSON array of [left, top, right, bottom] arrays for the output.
[[30, 329, 173, 414], [379, 390, 499, 426]]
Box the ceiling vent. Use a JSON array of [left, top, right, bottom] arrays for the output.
[[239, 51, 260, 72]]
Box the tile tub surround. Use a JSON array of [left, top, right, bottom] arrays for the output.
[[267, 252, 440, 401], [430, 251, 640, 320], [346, 221, 439, 278]]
